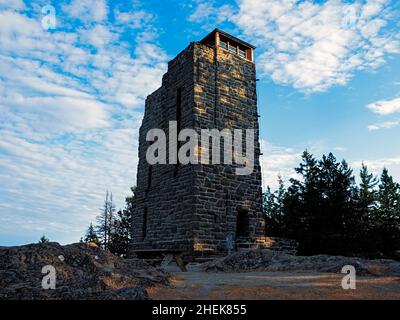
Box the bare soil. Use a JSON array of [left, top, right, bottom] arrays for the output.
[[149, 270, 400, 300]]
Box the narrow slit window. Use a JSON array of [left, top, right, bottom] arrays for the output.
[[176, 88, 182, 131], [173, 164, 179, 178], [142, 208, 148, 239], [174, 88, 182, 178], [147, 165, 152, 190]]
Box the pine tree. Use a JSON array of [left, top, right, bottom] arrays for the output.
[[352, 164, 378, 252], [373, 168, 400, 256], [359, 163, 378, 212], [109, 209, 133, 257], [283, 150, 320, 248], [109, 187, 135, 257], [263, 186, 276, 234], [96, 191, 116, 250], [84, 223, 100, 245], [275, 176, 286, 223], [264, 177, 286, 236], [378, 168, 400, 214], [262, 152, 400, 257], [38, 234, 49, 243], [282, 151, 357, 255]]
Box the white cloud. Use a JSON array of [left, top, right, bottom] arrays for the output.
[[238, 0, 399, 92], [188, 1, 234, 30], [62, 0, 108, 23], [367, 97, 400, 130], [363, 157, 400, 168], [368, 119, 400, 131], [351, 156, 400, 180], [260, 140, 301, 189], [114, 9, 155, 29], [189, 0, 400, 93], [0, 124, 141, 240], [0, 0, 25, 10], [79, 24, 117, 49], [367, 97, 400, 115], [0, 5, 168, 244]]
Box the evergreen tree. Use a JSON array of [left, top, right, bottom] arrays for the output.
[[84, 223, 100, 245], [359, 163, 378, 212], [264, 177, 286, 236], [110, 209, 133, 257], [373, 168, 400, 256], [96, 191, 116, 250], [38, 234, 49, 243], [282, 150, 320, 248], [109, 187, 136, 257], [353, 164, 378, 252], [282, 151, 357, 254], [378, 168, 400, 214], [84, 188, 136, 255], [263, 152, 400, 258], [263, 186, 275, 233]]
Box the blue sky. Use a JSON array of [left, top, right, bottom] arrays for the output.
[[0, 0, 399, 246]]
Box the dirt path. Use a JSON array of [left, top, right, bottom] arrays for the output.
[[148, 271, 400, 300]]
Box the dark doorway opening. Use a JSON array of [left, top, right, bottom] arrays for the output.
[[235, 209, 249, 238]]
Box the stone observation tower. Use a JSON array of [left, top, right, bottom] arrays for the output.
[[130, 29, 267, 258]]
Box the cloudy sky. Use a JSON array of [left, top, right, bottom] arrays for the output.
[[0, 0, 399, 245]]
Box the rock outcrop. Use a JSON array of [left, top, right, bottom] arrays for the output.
[[201, 249, 400, 276], [0, 242, 169, 300]]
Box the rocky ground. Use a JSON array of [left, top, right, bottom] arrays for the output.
[[2, 244, 400, 300], [0, 242, 169, 300], [150, 249, 400, 300], [200, 249, 400, 276]]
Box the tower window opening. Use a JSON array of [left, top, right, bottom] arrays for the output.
[[142, 208, 148, 240], [147, 165, 152, 190], [201, 29, 254, 62], [176, 88, 182, 131], [174, 88, 182, 178], [218, 37, 251, 61]]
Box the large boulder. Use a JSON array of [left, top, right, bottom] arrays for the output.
[[0, 242, 169, 300]]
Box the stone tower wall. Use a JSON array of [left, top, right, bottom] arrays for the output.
[[131, 44, 197, 251], [131, 40, 264, 255], [190, 43, 264, 252]]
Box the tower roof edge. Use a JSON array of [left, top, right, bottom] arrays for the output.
[[200, 28, 256, 50]]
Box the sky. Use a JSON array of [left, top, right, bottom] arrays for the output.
[[0, 0, 399, 246]]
